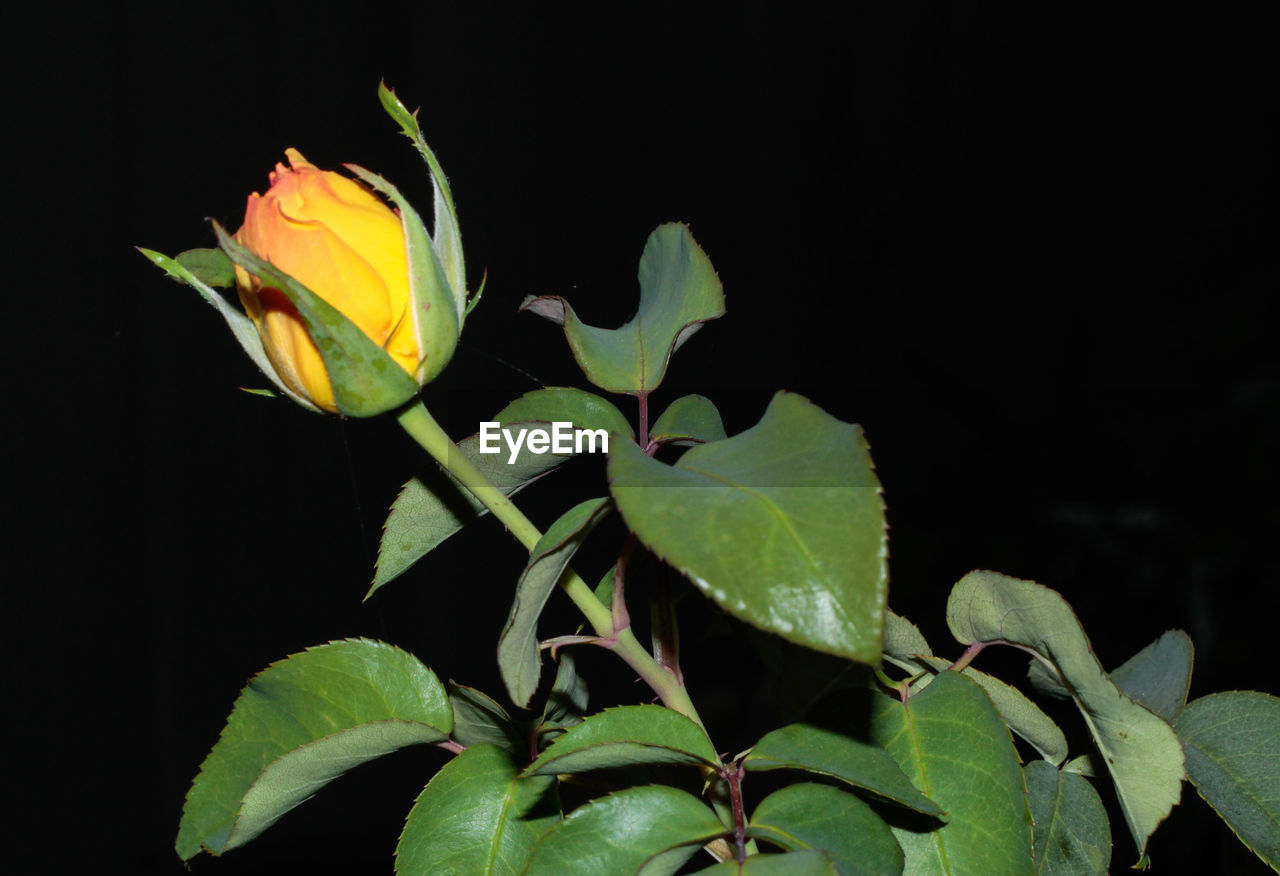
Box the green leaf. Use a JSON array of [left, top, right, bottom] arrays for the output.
[[1174, 691, 1280, 870], [1024, 760, 1111, 876], [176, 639, 451, 860], [881, 609, 931, 669], [521, 223, 725, 393], [650, 394, 727, 446], [396, 744, 558, 875], [498, 498, 612, 707], [345, 163, 460, 384], [213, 222, 420, 417], [1062, 754, 1098, 778], [137, 247, 319, 411], [525, 705, 719, 776], [946, 570, 1185, 861], [593, 564, 617, 607], [911, 656, 1069, 766], [449, 683, 525, 755], [885, 611, 1069, 765], [869, 671, 1035, 875], [540, 652, 590, 734], [1111, 630, 1194, 721], [176, 247, 236, 287], [691, 851, 842, 875], [748, 783, 904, 876], [372, 422, 576, 595], [523, 785, 726, 875], [743, 723, 942, 816], [494, 387, 635, 440], [610, 391, 888, 665]]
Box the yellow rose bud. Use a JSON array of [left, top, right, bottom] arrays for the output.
[[233, 148, 423, 413]]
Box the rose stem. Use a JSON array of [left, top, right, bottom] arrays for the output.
[[395, 398, 706, 732]]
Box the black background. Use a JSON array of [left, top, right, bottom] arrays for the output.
[[9, 1, 1277, 873]]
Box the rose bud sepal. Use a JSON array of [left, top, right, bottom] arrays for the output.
[[342, 164, 460, 387], [213, 222, 420, 417], [137, 245, 322, 412]]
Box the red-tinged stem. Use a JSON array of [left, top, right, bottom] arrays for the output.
[[612, 533, 637, 634], [727, 763, 748, 864], [651, 565, 684, 684]]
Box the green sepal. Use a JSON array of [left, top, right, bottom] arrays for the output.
[[213, 223, 420, 417], [377, 81, 468, 322], [176, 247, 235, 288], [345, 164, 460, 384], [137, 246, 320, 411]]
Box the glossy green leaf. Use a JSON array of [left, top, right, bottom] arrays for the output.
[[1111, 630, 1194, 721], [912, 656, 1068, 766], [373, 422, 576, 595], [137, 247, 318, 411], [650, 394, 727, 446], [525, 705, 719, 776], [748, 783, 903, 876], [449, 683, 525, 755], [870, 671, 1035, 875], [345, 164, 460, 384], [498, 498, 612, 707], [1174, 691, 1280, 870], [521, 223, 724, 393], [692, 851, 842, 875], [494, 387, 634, 440], [213, 222, 420, 417], [176, 639, 451, 860], [396, 744, 558, 875], [176, 247, 235, 287], [743, 723, 941, 816], [540, 652, 590, 734], [1024, 760, 1111, 876], [523, 785, 726, 875], [610, 392, 887, 665], [946, 571, 1185, 860]]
